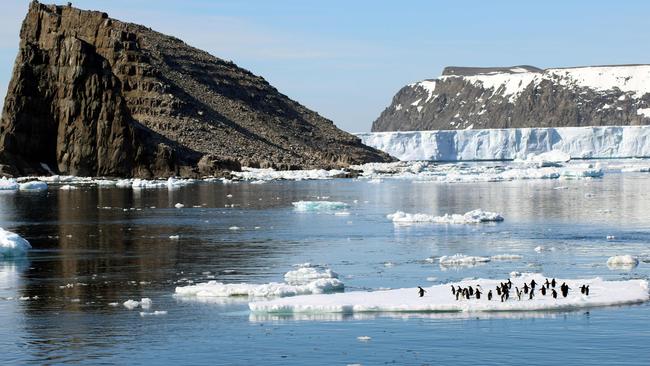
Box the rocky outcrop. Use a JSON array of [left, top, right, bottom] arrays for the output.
[[0, 2, 392, 178], [372, 65, 650, 132]]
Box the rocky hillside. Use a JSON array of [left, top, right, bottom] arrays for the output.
[[0, 2, 392, 178], [372, 65, 650, 132]]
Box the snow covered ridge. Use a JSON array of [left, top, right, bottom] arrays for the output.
[[0, 228, 32, 258], [174, 264, 343, 299], [356, 126, 650, 162], [249, 274, 650, 315], [387, 209, 503, 224]]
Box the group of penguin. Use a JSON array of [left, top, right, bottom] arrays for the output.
[[417, 278, 592, 301]]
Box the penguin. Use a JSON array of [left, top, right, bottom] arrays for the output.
[[551, 278, 556, 288], [516, 287, 522, 301], [475, 289, 482, 300], [529, 288, 534, 300], [468, 286, 474, 296], [523, 283, 529, 294], [456, 291, 460, 301], [457, 286, 463, 294], [585, 285, 590, 296], [465, 289, 470, 300], [496, 286, 502, 296], [418, 286, 426, 297], [545, 278, 550, 289], [530, 279, 537, 290], [580, 285, 586, 294], [451, 285, 456, 295], [507, 279, 512, 289], [551, 289, 558, 299], [541, 286, 547, 296], [488, 290, 493, 301], [505, 289, 510, 300], [500, 293, 505, 302]]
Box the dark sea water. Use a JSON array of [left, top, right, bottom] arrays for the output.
[[1, 169, 650, 365]]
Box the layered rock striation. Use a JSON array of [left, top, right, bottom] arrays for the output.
[[373, 65, 650, 132], [0, 2, 392, 177]]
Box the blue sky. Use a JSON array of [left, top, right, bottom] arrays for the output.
[[1, 1, 649, 132]]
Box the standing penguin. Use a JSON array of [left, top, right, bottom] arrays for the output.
[[468, 286, 474, 296], [541, 286, 547, 296], [545, 278, 550, 289], [551, 278, 556, 288], [418, 286, 426, 297], [529, 288, 534, 300], [488, 290, 493, 301], [516, 287, 522, 301], [451, 285, 456, 296], [585, 285, 590, 296], [580, 285, 586, 294], [475, 289, 482, 300], [507, 279, 512, 289], [523, 283, 529, 294], [465, 289, 471, 300], [456, 291, 461, 301], [496, 286, 502, 296], [551, 289, 558, 299], [530, 279, 537, 290]]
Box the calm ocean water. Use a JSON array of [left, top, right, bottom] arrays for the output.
[[1, 168, 649, 365]]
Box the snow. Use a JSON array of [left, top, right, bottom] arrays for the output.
[[0, 228, 31, 258], [441, 71, 540, 103], [637, 108, 650, 118], [414, 80, 438, 102], [249, 274, 649, 315], [292, 201, 349, 212], [0, 177, 18, 191], [18, 181, 48, 191], [607, 255, 639, 269], [175, 265, 344, 299], [232, 167, 345, 182], [387, 209, 503, 225]]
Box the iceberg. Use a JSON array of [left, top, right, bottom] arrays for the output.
[[0, 177, 18, 191], [607, 255, 639, 270], [356, 126, 650, 162], [387, 209, 503, 224], [0, 228, 32, 258], [439, 254, 491, 267], [292, 201, 349, 212], [18, 181, 48, 191], [249, 274, 649, 315]]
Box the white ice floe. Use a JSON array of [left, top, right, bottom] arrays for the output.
[[59, 185, 77, 190], [0, 177, 18, 191], [387, 209, 503, 225], [169, 235, 180, 240], [249, 274, 649, 314], [18, 181, 48, 191], [522, 150, 571, 167], [123, 298, 152, 310], [0, 228, 31, 258], [292, 201, 349, 212], [140, 311, 167, 317], [175, 265, 343, 299], [174, 203, 184, 209], [439, 254, 491, 267], [490, 254, 523, 261], [232, 167, 346, 182], [607, 255, 639, 270]]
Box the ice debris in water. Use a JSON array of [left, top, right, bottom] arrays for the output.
[[439, 254, 491, 267], [491, 254, 523, 261], [0, 177, 19, 191], [0, 228, 32, 258], [607, 255, 639, 270], [292, 201, 349, 212], [123, 298, 152, 310], [59, 185, 77, 190], [140, 311, 167, 317], [249, 274, 650, 315], [174, 203, 184, 209], [387, 209, 503, 224], [232, 167, 346, 182], [175, 264, 343, 298], [18, 181, 48, 191]]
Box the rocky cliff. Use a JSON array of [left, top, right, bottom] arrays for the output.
[[0, 2, 392, 178], [372, 65, 650, 132]]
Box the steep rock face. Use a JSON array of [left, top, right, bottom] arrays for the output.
[[372, 65, 650, 132], [0, 2, 392, 177]]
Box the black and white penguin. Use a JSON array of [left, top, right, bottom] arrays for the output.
[[541, 286, 547, 296], [580, 285, 586, 294], [451, 285, 456, 295], [516, 287, 522, 301], [475, 289, 482, 300], [523, 283, 529, 294], [468, 286, 474, 296], [551, 278, 556, 288], [418, 286, 426, 297], [496, 286, 502, 296], [529, 288, 534, 300], [488, 290, 493, 301], [530, 279, 537, 290], [585, 285, 590, 296], [551, 289, 558, 299], [507, 279, 512, 289], [545, 278, 550, 289]]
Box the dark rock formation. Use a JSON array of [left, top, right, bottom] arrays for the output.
[[0, 2, 392, 178], [372, 65, 650, 132]]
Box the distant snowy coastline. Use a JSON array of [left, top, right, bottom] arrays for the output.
[[356, 125, 650, 161]]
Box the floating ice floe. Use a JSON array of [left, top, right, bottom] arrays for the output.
[[18, 181, 48, 191], [123, 298, 152, 310], [490, 254, 523, 261], [439, 254, 491, 267], [292, 201, 349, 212], [0, 228, 31, 258], [140, 311, 167, 317], [387, 209, 503, 224], [521, 150, 571, 167], [174, 203, 184, 209], [59, 185, 77, 190], [175, 264, 343, 299], [607, 255, 639, 270], [249, 274, 649, 315], [0, 177, 18, 191], [232, 167, 346, 182]]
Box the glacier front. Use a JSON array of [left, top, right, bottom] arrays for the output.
[[356, 125, 650, 161]]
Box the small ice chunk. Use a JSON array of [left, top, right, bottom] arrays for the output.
[[439, 254, 491, 267], [606, 235, 616, 240], [0, 177, 19, 191], [59, 185, 77, 190], [174, 203, 185, 209], [140, 298, 152, 309], [18, 181, 48, 191], [491, 254, 523, 261], [292, 201, 349, 212], [229, 226, 241, 231], [607, 255, 639, 270], [169, 235, 180, 240], [388, 209, 503, 224], [123, 299, 140, 310], [357, 336, 372, 342], [0, 228, 32, 258], [140, 311, 167, 317]]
